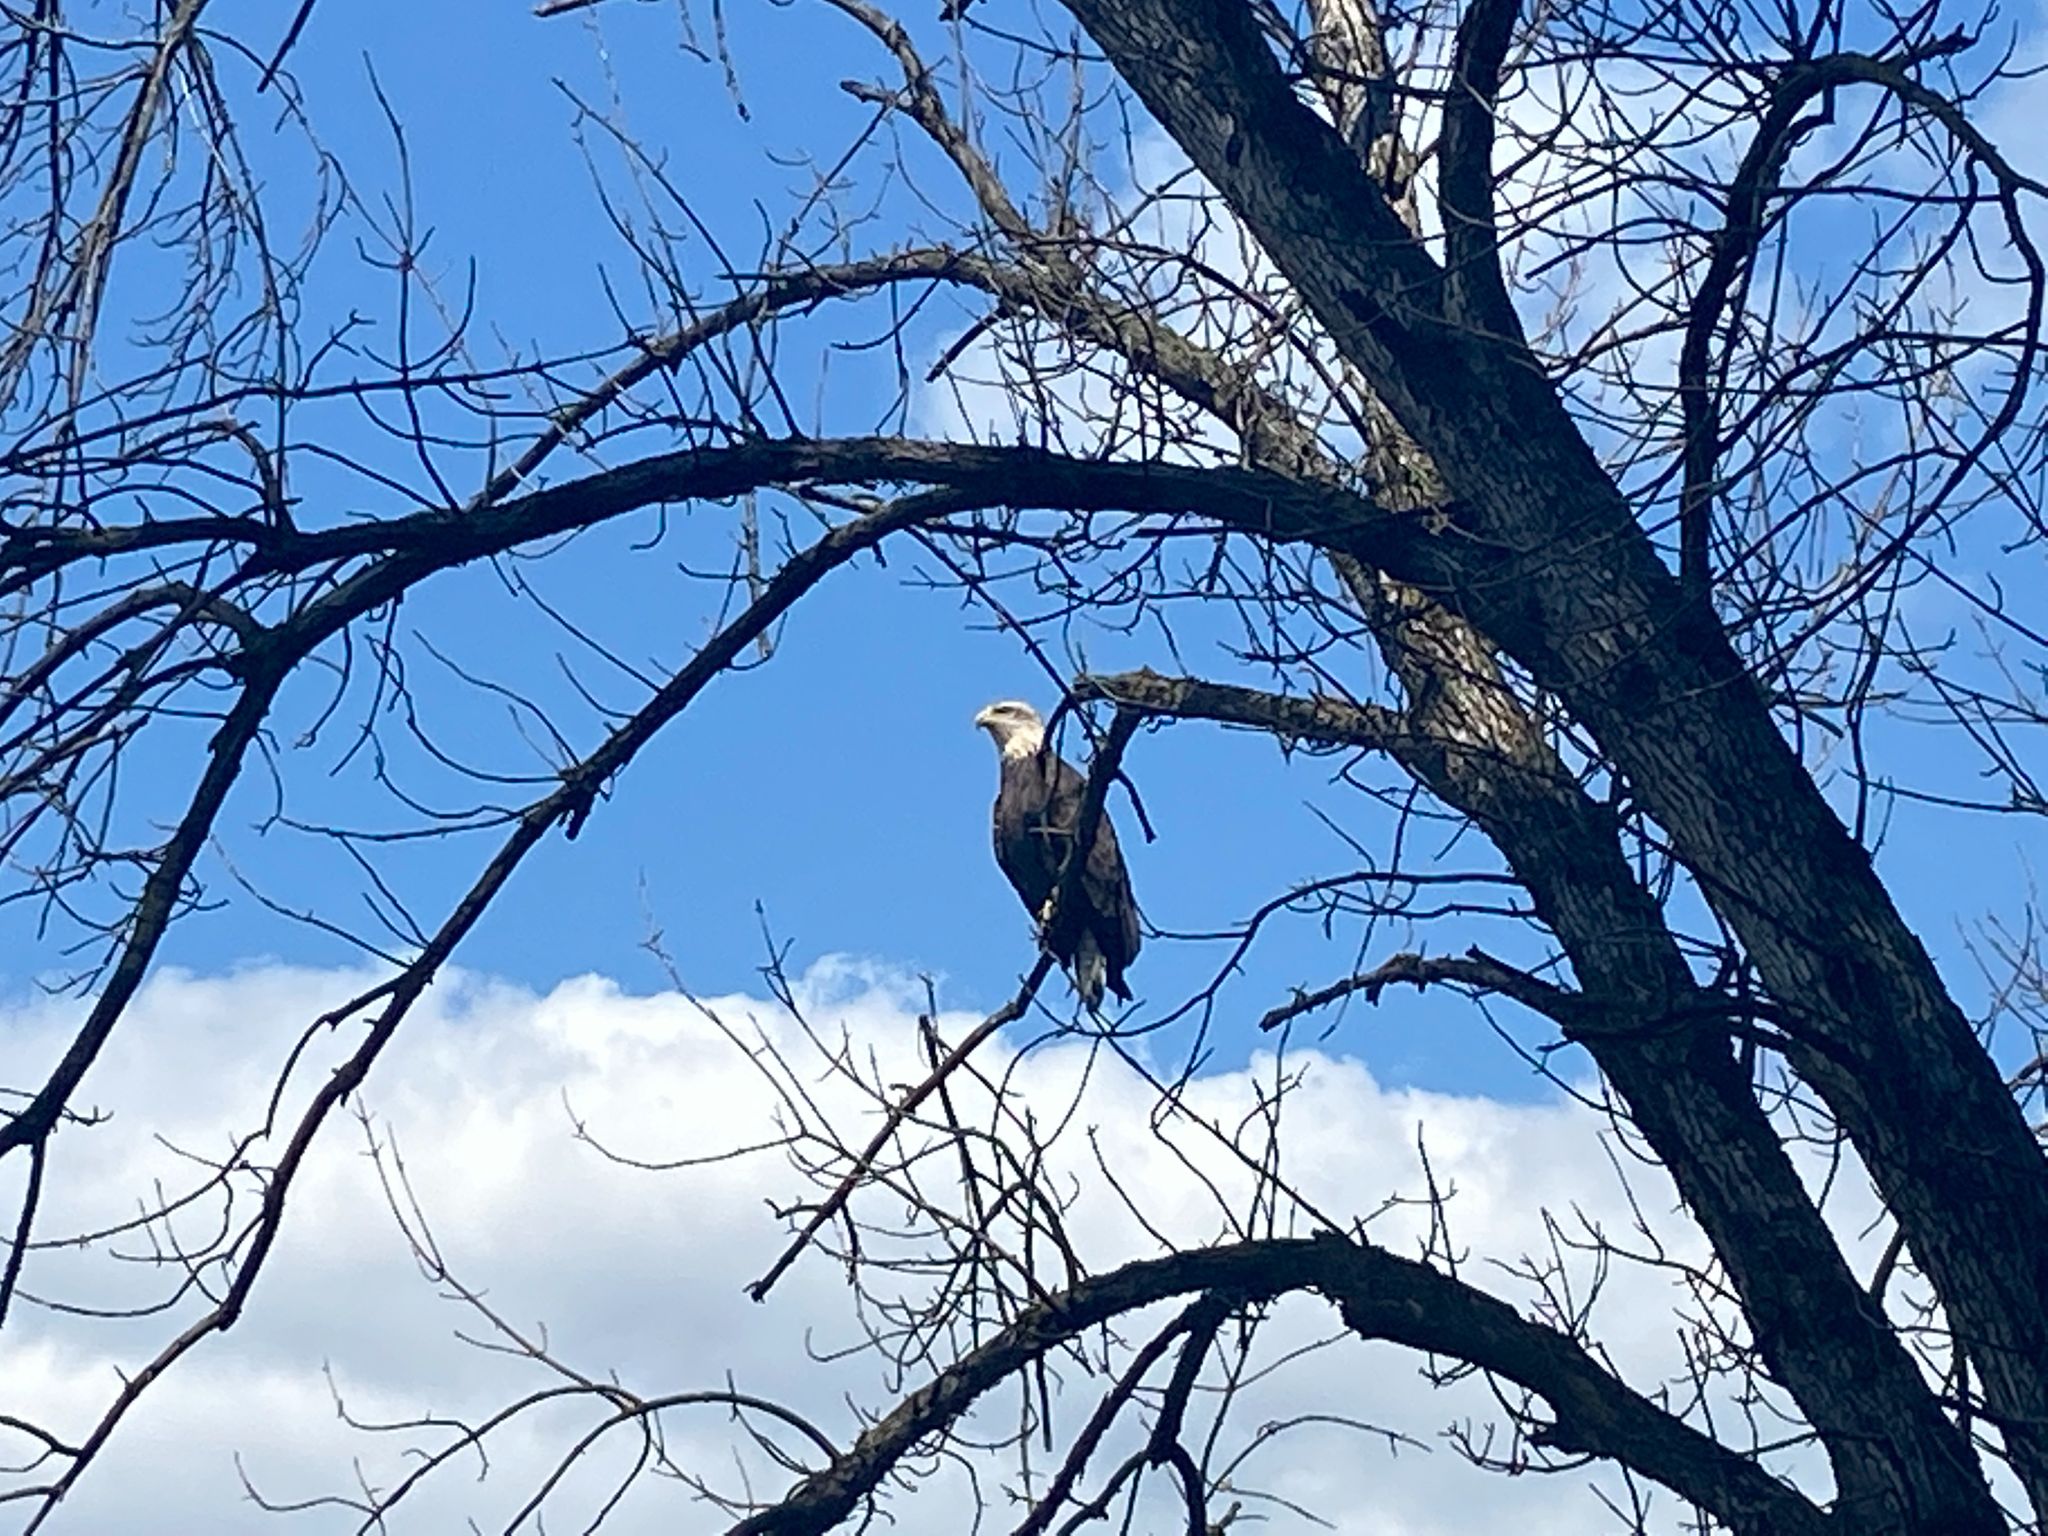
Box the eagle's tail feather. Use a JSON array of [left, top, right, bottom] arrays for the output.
[[1073, 932, 1108, 1013]]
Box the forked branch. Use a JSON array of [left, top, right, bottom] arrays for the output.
[[728, 1234, 1833, 1536]]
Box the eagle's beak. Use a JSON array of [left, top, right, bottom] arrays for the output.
[[972, 705, 997, 731]]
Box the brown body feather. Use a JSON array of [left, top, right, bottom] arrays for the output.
[[991, 746, 1141, 1007]]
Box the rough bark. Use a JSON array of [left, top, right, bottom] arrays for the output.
[[1056, 0, 2048, 1506], [731, 1235, 1837, 1536], [1038, 2, 2000, 1515], [1079, 667, 2000, 1533]]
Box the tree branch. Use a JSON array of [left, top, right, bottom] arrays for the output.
[[1074, 668, 1401, 755], [1041, 705, 1143, 972], [745, 951, 1056, 1303], [1257, 947, 1583, 1033], [1076, 667, 1998, 1525], [1438, 0, 1521, 335], [727, 1235, 1834, 1536], [1055, 5, 2048, 1490], [5, 488, 955, 1529]]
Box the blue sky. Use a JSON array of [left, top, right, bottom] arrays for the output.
[[8, 4, 2048, 1531], [32, 0, 1551, 1095], [10, 0, 2046, 1110]]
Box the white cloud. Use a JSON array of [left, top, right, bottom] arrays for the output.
[[2, 959, 1821, 1534]]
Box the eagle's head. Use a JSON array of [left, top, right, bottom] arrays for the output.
[[973, 699, 1045, 761]]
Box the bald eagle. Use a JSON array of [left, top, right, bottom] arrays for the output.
[[973, 700, 1142, 1009]]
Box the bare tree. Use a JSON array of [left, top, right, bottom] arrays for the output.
[[2, 0, 2045, 1531]]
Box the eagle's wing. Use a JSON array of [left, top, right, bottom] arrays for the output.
[[1083, 804, 1141, 964], [993, 763, 1054, 911], [1042, 753, 1140, 973]]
